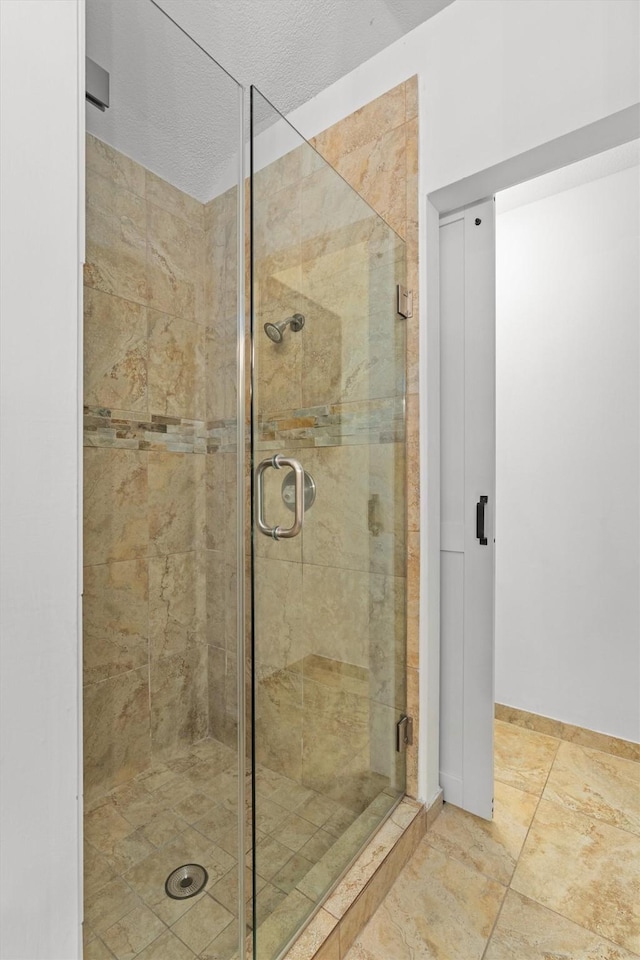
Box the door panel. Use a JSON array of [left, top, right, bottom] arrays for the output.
[[250, 86, 408, 958], [439, 200, 495, 820]]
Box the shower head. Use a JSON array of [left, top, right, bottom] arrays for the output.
[[264, 313, 305, 343]]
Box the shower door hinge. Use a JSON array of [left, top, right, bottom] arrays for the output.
[[396, 715, 414, 753], [396, 285, 413, 319]]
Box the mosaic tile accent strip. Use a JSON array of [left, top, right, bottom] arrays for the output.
[[84, 398, 405, 454]]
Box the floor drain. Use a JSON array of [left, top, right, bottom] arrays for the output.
[[165, 863, 208, 900]]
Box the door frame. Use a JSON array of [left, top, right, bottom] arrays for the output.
[[422, 105, 640, 807]]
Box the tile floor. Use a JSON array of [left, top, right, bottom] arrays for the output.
[[344, 719, 640, 959], [83, 737, 396, 960]]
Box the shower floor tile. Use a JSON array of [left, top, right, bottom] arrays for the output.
[[84, 736, 392, 959]]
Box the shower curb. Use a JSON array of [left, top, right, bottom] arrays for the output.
[[281, 791, 444, 960]]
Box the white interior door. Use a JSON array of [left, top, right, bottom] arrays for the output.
[[439, 199, 496, 820]]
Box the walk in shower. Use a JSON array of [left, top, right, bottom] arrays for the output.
[[83, 3, 407, 958]]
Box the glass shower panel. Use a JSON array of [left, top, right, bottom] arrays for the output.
[[250, 87, 407, 959], [83, 3, 246, 957]]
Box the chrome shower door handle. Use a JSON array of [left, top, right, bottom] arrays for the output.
[[256, 454, 305, 540]]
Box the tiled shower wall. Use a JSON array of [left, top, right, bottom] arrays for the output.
[[311, 77, 420, 796], [83, 76, 419, 804], [83, 135, 237, 801], [247, 78, 419, 804], [247, 83, 418, 810]]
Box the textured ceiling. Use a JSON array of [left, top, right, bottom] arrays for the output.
[[86, 0, 453, 201]]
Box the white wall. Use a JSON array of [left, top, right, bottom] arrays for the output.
[[288, 0, 640, 799], [495, 165, 640, 743], [0, 2, 82, 958]]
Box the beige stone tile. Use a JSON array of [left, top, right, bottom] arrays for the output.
[[135, 929, 197, 959], [84, 841, 118, 899], [254, 557, 304, 672], [272, 812, 319, 853], [302, 444, 405, 579], [297, 806, 377, 904], [254, 796, 291, 836], [388, 798, 422, 831], [84, 287, 148, 412], [205, 455, 227, 552], [290, 793, 335, 830], [253, 178, 301, 267], [512, 799, 640, 952], [84, 877, 142, 935], [485, 889, 640, 960], [148, 451, 205, 556], [84, 448, 148, 565], [206, 332, 237, 421], [333, 125, 407, 238], [87, 135, 145, 197], [426, 783, 538, 885], [174, 791, 218, 825], [83, 559, 148, 684], [271, 852, 315, 894], [254, 888, 316, 960], [124, 827, 229, 925], [405, 77, 419, 121], [199, 919, 241, 959], [388, 803, 426, 872], [101, 903, 166, 960], [85, 168, 147, 305], [255, 668, 304, 782], [405, 393, 419, 534], [426, 790, 444, 830], [369, 573, 406, 712], [543, 741, 640, 835], [148, 311, 205, 420], [149, 552, 205, 660], [97, 778, 156, 823], [206, 551, 236, 657], [559, 725, 640, 764], [344, 842, 506, 960], [254, 881, 288, 928], [136, 760, 179, 792], [298, 829, 336, 863], [255, 835, 297, 883], [269, 779, 316, 814], [301, 564, 370, 668], [336, 829, 418, 960], [298, 267, 403, 409], [314, 930, 341, 960], [150, 645, 208, 761], [312, 83, 405, 164], [103, 827, 158, 875], [140, 809, 189, 848], [283, 908, 338, 960], [494, 719, 559, 795], [495, 705, 640, 763], [208, 644, 228, 739], [147, 201, 204, 322], [322, 805, 360, 840], [323, 818, 403, 920], [145, 170, 203, 227], [84, 937, 117, 960], [84, 667, 151, 800], [171, 894, 235, 955], [301, 687, 372, 809]]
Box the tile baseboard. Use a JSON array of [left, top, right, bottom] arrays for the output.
[[495, 703, 640, 764]]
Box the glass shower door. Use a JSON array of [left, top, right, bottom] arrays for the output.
[[250, 87, 408, 958]]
